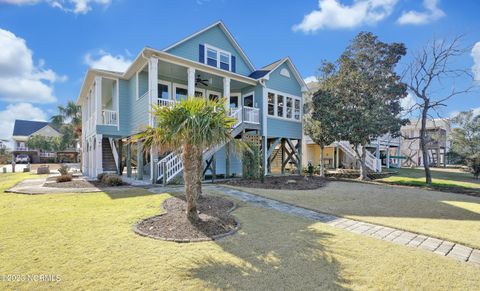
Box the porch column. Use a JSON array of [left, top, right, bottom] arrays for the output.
[[148, 57, 159, 127], [95, 134, 103, 176], [151, 146, 158, 184], [117, 139, 123, 175], [297, 139, 302, 175], [94, 76, 102, 126], [335, 144, 340, 169], [187, 67, 195, 97], [126, 142, 132, 177], [397, 143, 401, 168], [223, 77, 230, 103], [225, 142, 230, 178], [136, 141, 143, 180], [376, 141, 381, 170], [386, 142, 390, 169]]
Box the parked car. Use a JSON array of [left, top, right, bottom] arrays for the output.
[[15, 154, 30, 164]]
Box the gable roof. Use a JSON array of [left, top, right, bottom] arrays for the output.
[[250, 57, 308, 92], [12, 120, 51, 137], [163, 21, 256, 72]]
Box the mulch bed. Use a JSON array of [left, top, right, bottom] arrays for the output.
[[134, 195, 239, 242], [222, 175, 328, 190], [44, 177, 128, 188]]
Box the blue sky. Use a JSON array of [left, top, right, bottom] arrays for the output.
[[0, 0, 479, 142]]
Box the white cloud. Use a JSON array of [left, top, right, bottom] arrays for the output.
[[401, 92, 417, 113], [304, 76, 318, 83], [0, 0, 111, 14], [84, 51, 132, 72], [293, 0, 398, 33], [397, 0, 445, 25], [0, 28, 64, 103], [450, 107, 480, 119], [0, 103, 47, 146], [472, 42, 480, 82]]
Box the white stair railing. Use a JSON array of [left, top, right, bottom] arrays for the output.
[[338, 141, 380, 172], [109, 138, 119, 172], [157, 105, 246, 184]]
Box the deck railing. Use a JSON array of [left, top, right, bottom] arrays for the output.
[[243, 106, 260, 124], [102, 109, 118, 126]]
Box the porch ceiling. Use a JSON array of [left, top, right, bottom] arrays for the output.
[[157, 60, 254, 91]]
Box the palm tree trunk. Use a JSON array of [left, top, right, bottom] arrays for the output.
[[195, 145, 203, 199], [319, 144, 325, 177], [182, 144, 199, 222]]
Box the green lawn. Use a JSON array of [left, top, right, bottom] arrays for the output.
[[1, 173, 479, 290], [226, 180, 480, 249], [380, 167, 480, 190]]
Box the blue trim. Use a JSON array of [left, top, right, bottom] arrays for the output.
[[231, 55, 236, 73], [199, 44, 205, 63]]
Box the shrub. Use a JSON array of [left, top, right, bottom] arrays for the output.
[[101, 174, 123, 186], [37, 165, 50, 174], [58, 165, 69, 176], [56, 174, 72, 183], [242, 141, 262, 179], [97, 173, 106, 181]]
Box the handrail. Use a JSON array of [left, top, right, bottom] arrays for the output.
[[102, 109, 117, 126], [109, 138, 119, 172]]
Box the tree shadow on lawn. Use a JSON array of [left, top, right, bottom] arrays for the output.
[[187, 204, 351, 290]]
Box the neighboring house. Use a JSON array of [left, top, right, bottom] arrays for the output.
[[77, 21, 307, 182], [11, 119, 79, 163], [400, 118, 451, 167]]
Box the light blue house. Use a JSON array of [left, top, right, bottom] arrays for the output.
[[77, 21, 308, 183]]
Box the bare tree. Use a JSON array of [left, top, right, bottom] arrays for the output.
[[405, 35, 475, 184]]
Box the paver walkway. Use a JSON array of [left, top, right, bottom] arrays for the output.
[[207, 185, 480, 266]]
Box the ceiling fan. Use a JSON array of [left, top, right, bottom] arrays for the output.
[[195, 74, 211, 86]]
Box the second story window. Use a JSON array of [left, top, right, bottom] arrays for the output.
[[204, 44, 232, 71], [207, 48, 217, 67], [220, 52, 230, 70]]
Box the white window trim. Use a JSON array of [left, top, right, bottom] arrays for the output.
[[230, 92, 241, 108], [204, 43, 231, 71], [195, 88, 206, 98], [265, 89, 302, 123], [206, 90, 222, 101], [242, 91, 255, 108], [173, 83, 188, 100], [158, 80, 171, 100]]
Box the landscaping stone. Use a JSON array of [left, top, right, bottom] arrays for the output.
[[392, 232, 417, 245], [206, 185, 480, 267], [434, 241, 455, 256], [447, 244, 473, 262]]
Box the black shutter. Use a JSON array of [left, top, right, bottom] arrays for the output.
[[199, 44, 205, 63], [231, 55, 236, 72]]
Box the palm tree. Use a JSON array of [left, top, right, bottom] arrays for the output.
[[51, 101, 82, 138], [134, 97, 237, 222]]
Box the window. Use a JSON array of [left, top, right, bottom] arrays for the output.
[[277, 95, 284, 117], [230, 95, 239, 108], [286, 97, 293, 119], [294, 99, 301, 120], [158, 83, 169, 100], [244, 94, 254, 107], [175, 87, 188, 101], [220, 52, 230, 70], [268, 92, 275, 116], [195, 90, 204, 98], [207, 48, 217, 67], [204, 44, 231, 71]]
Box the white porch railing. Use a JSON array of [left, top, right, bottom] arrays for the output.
[[243, 106, 260, 124], [102, 110, 117, 126], [338, 141, 380, 173], [230, 107, 242, 127], [15, 147, 30, 151], [157, 98, 175, 107]]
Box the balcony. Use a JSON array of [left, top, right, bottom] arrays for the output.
[[157, 98, 175, 107], [102, 110, 118, 126], [243, 106, 260, 124]]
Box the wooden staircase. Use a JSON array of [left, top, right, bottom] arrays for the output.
[[102, 138, 117, 172]]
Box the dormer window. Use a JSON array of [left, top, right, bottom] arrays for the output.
[[204, 44, 231, 71]]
